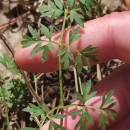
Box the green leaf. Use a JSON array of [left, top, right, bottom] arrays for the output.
[[23, 103, 44, 117], [67, 0, 74, 9], [60, 48, 74, 69], [51, 120, 65, 130], [70, 11, 84, 27], [47, 42, 56, 54], [75, 54, 83, 73], [40, 24, 51, 40], [39, 2, 63, 20], [104, 109, 116, 121], [80, 45, 97, 53], [80, 0, 86, 4], [28, 26, 40, 39], [83, 81, 97, 102], [58, 48, 68, 57], [76, 92, 83, 103], [21, 128, 39, 130], [98, 112, 109, 130], [29, 43, 42, 59], [69, 109, 82, 116], [61, 53, 69, 69], [54, 0, 63, 10], [74, 111, 87, 130], [40, 100, 46, 113], [0, 55, 19, 74], [84, 111, 94, 125], [21, 40, 35, 48], [48, 0, 57, 9], [49, 121, 53, 130], [69, 27, 81, 44], [51, 114, 65, 119], [101, 90, 114, 107], [41, 46, 49, 63]]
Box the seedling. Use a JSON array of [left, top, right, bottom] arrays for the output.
[[21, 0, 116, 130]]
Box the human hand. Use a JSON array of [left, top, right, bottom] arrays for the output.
[[15, 11, 130, 130]]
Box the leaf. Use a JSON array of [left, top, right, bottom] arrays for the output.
[[80, 0, 86, 4], [84, 111, 94, 125], [104, 109, 116, 121], [54, 0, 63, 10], [60, 53, 69, 69], [80, 45, 97, 53], [74, 111, 87, 130], [51, 114, 65, 119], [67, 0, 74, 9], [69, 27, 81, 44], [98, 112, 109, 130], [51, 120, 65, 130], [60, 48, 74, 69], [40, 24, 51, 40], [40, 100, 46, 113], [69, 109, 82, 116], [21, 128, 39, 130], [101, 90, 114, 107], [39, 1, 63, 20], [28, 26, 40, 39], [29, 43, 42, 59], [76, 92, 83, 103], [23, 103, 44, 117], [75, 54, 83, 73], [70, 11, 84, 27], [79, 81, 97, 103], [41, 46, 49, 63], [47, 42, 56, 54], [21, 40, 36, 48], [0, 55, 19, 74], [49, 121, 53, 130], [58, 48, 68, 57]]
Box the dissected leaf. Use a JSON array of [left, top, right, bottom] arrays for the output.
[[75, 54, 83, 73], [69, 11, 84, 27], [51, 114, 65, 119], [29, 43, 42, 59], [54, 0, 63, 10], [98, 112, 109, 130], [28, 26, 40, 39], [39, 0, 63, 20], [40, 24, 51, 40], [41, 46, 49, 63], [101, 90, 114, 107], [74, 111, 87, 130], [84, 111, 94, 125], [51, 120, 65, 130], [69, 109, 82, 116], [21, 128, 39, 130], [69, 27, 81, 44], [67, 0, 74, 9], [47, 42, 56, 54]]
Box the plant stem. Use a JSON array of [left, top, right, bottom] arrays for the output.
[[58, 9, 68, 125], [58, 9, 68, 107], [0, 85, 10, 130]]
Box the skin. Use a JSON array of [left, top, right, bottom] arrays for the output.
[[14, 11, 130, 130]]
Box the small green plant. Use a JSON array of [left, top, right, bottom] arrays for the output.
[[21, 0, 116, 130]]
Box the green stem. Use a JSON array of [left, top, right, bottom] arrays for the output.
[[0, 85, 10, 130], [58, 9, 68, 107]]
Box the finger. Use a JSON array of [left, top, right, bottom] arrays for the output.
[[42, 64, 130, 130], [14, 11, 130, 73], [107, 115, 130, 130]]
